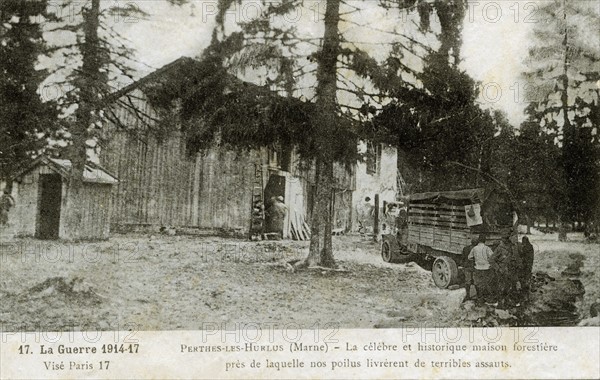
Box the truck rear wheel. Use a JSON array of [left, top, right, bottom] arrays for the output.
[[432, 256, 459, 289]]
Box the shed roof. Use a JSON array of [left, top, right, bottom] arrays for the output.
[[14, 156, 118, 185]]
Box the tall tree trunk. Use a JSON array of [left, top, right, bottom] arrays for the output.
[[476, 144, 484, 186], [305, 0, 340, 268], [559, 0, 571, 235], [560, 0, 570, 141], [71, 0, 102, 188], [306, 158, 335, 266]]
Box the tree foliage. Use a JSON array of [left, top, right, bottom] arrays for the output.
[[0, 0, 58, 183], [521, 0, 600, 226], [370, 1, 506, 194], [45, 1, 183, 184], [509, 104, 565, 226], [143, 55, 359, 163]]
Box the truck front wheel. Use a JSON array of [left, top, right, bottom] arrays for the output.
[[381, 241, 396, 263], [432, 256, 459, 289]]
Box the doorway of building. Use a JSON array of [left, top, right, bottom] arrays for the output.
[[37, 174, 62, 239]]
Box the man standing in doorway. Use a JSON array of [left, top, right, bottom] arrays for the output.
[[265, 196, 287, 239]]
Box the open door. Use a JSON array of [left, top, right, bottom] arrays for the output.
[[37, 174, 62, 239], [264, 174, 286, 205]]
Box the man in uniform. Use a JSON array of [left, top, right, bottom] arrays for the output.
[[506, 234, 523, 305], [519, 236, 535, 301], [491, 233, 522, 307]]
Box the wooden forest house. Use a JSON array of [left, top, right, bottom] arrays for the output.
[[11, 156, 118, 240], [99, 57, 355, 238]]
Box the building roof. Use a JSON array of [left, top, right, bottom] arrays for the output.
[[105, 56, 196, 102], [13, 156, 118, 185], [105, 56, 277, 103]]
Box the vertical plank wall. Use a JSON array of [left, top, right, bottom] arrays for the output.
[[100, 92, 258, 234], [13, 166, 44, 237], [60, 183, 113, 240], [100, 88, 356, 236]]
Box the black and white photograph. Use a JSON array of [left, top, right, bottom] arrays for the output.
[[0, 0, 599, 378]]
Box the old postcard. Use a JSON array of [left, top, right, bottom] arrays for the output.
[[0, 0, 599, 378]]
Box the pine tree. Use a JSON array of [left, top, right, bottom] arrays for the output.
[[372, 1, 499, 193], [47, 1, 182, 186], [0, 0, 58, 186], [522, 0, 600, 230], [511, 104, 564, 231]]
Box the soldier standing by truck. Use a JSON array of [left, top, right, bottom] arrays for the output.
[[506, 234, 523, 305], [519, 236, 535, 301], [490, 234, 510, 306], [491, 233, 522, 307], [468, 235, 495, 305]]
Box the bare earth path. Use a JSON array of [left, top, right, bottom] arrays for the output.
[[0, 233, 597, 331]]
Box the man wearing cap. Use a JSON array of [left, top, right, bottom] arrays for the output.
[[468, 234, 495, 305]]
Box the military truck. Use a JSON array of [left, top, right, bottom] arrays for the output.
[[381, 188, 517, 289]]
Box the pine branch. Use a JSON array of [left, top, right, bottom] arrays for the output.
[[103, 106, 151, 145], [117, 96, 162, 124]]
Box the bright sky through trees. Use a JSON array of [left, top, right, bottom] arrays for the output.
[[40, 0, 556, 127]]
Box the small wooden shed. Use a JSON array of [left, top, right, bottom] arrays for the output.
[[12, 156, 118, 240]]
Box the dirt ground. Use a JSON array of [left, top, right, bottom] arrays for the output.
[[0, 231, 598, 331]]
